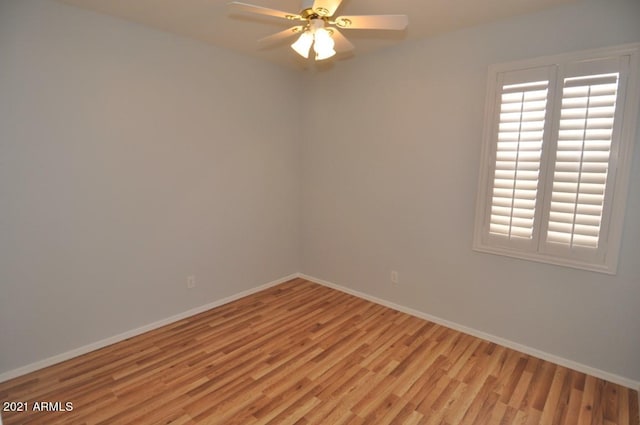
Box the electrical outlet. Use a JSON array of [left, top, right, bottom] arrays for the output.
[[187, 276, 196, 289], [391, 270, 399, 285]]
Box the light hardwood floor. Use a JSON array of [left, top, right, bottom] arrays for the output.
[[1, 278, 638, 424]]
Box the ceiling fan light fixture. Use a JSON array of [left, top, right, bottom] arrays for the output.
[[229, 1, 409, 62], [291, 30, 314, 58], [313, 27, 336, 60]]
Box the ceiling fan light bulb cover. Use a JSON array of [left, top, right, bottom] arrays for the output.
[[313, 27, 335, 60], [315, 48, 336, 60], [291, 31, 313, 58]]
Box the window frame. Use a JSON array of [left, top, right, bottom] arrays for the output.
[[473, 43, 640, 274]]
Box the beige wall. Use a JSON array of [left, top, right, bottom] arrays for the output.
[[0, 0, 302, 373], [300, 0, 640, 382]]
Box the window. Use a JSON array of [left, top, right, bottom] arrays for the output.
[[473, 44, 640, 274]]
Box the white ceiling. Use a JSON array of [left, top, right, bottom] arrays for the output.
[[57, 0, 579, 70]]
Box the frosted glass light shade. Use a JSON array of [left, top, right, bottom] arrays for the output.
[[313, 28, 336, 60], [291, 31, 314, 58]]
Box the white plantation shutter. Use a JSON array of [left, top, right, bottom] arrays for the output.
[[546, 73, 619, 250], [474, 44, 640, 274], [490, 80, 548, 241]]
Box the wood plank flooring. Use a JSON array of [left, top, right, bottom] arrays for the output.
[[1, 278, 638, 424]]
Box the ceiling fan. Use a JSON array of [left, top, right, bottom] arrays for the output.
[[228, 0, 409, 61]]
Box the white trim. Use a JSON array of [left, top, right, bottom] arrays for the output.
[[488, 43, 640, 75], [473, 42, 640, 275], [0, 274, 299, 383], [473, 244, 615, 274], [298, 273, 640, 390]]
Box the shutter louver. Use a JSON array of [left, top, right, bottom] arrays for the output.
[[489, 81, 548, 240], [546, 73, 619, 249]]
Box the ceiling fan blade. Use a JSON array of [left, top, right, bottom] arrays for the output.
[[228, 2, 302, 21], [333, 15, 409, 30], [330, 28, 354, 52], [258, 26, 305, 45], [311, 0, 343, 17]]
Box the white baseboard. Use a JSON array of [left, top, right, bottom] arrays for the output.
[[0, 274, 299, 384], [3, 272, 638, 393], [298, 273, 640, 391]]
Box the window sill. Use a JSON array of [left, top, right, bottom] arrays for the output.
[[472, 243, 616, 275]]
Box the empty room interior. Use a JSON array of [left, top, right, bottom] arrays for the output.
[[1, 0, 640, 423]]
